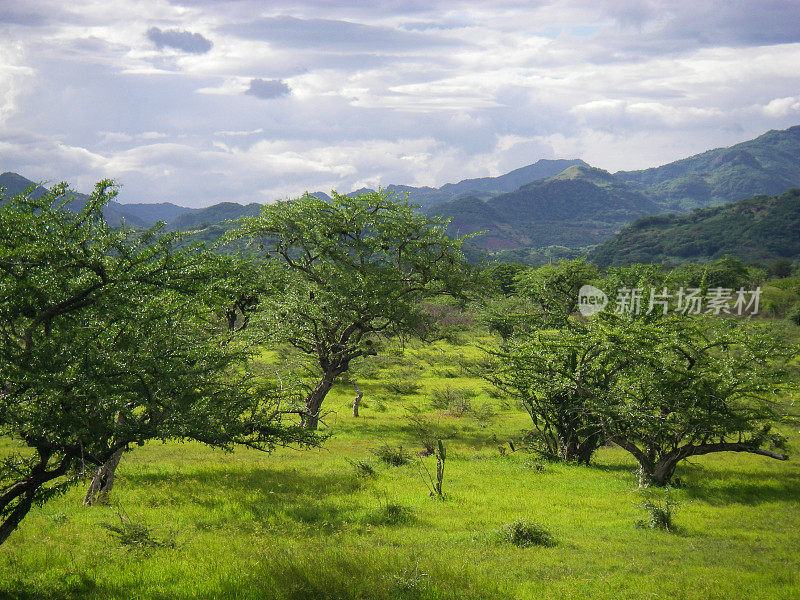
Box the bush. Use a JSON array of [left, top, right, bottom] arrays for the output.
[[100, 511, 177, 550], [495, 519, 555, 548], [364, 502, 414, 526], [346, 458, 377, 478], [430, 386, 477, 415], [788, 303, 800, 326], [432, 367, 461, 378], [381, 380, 422, 396], [472, 402, 496, 426], [636, 488, 679, 532], [372, 445, 411, 466]]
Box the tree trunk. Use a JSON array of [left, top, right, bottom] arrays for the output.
[[352, 381, 362, 417], [646, 442, 788, 487], [0, 483, 39, 546], [302, 371, 337, 430], [0, 451, 71, 546], [83, 447, 124, 505]]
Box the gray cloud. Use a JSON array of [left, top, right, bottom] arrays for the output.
[[146, 27, 213, 54], [220, 15, 463, 52], [245, 79, 291, 100], [2, 1, 800, 207]]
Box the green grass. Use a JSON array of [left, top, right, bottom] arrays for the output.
[[2, 334, 799, 599]]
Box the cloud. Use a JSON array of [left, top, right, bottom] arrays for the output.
[[0, 8, 47, 26], [219, 15, 463, 52], [245, 78, 291, 100], [146, 27, 213, 54], [2, 1, 800, 207]]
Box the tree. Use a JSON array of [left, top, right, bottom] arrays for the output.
[[487, 319, 619, 464], [769, 257, 794, 279], [597, 314, 795, 486], [485, 260, 609, 463], [515, 259, 598, 325], [0, 182, 314, 545], [227, 190, 472, 429]]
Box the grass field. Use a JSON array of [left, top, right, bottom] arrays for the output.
[[2, 333, 799, 600]]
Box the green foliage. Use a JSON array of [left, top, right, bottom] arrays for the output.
[[100, 510, 177, 550], [382, 379, 423, 396], [515, 259, 599, 324], [483, 262, 527, 295], [592, 189, 800, 265], [0, 181, 314, 545], [364, 500, 414, 526], [789, 304, 800, 326], [372, 445, 411, 467], [495, 519, 555, 548], [636, 488, 680, 532], [594, 314, 797, 485], [346, 458, 377, 478], [487, 320, 611, 464], [225, 189, 474, 428], [430, 386, 477, 415]]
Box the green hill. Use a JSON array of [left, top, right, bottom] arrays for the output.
[[431, 167, 657, 249], [0, 172, 149, 226], [167, 201, 263, 231], [591, 188, 800, 266], [311, 159, 587, 210], [616, 126, 800, 210]]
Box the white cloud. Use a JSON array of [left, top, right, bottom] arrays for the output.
[[0, 0, 799, 206]]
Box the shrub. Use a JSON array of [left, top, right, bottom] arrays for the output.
[[472, 402, 496, 426], [495, 519, 555, 548], [636, 488, 679, 532], [100, 511, 176, 550], [431, 367, 461, 378], [346, 458, 377, 478], [365, 502, 414, 526], [372, 445, 410, 466], [430, 386, 477, 414], [446, 397, 473, 417], [382, 380, 422, 396]]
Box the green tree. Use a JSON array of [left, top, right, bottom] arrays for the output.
[[487, 259, 606, 462], [483, 262, 526, 296], [598, 315, 795, 486], [227, 190, 472, 429], [487, 321, 615, 464], [0, 182, 314, 545], [515, 259, 598, 325]]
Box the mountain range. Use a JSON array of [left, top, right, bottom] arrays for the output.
[[0, 172, 199, 228], [2, 125, 800, 260], [591, 188, 800, 266]]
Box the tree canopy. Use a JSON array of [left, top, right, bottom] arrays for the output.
[[226, 189, 474, 429], [0, 182, 314, 545]]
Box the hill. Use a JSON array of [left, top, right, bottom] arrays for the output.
[[116, 202, 199, 226], [591, 188, 800, 266], [616, 126, 800, 210], [432, 166, 657, 249], [311, 159, 587, 210], [0, 172, 151, 227], [167, 201, 263, 231]]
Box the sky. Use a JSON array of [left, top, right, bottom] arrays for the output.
[[1, 0, 799, 207]]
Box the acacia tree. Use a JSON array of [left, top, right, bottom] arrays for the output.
[[0, 182, 314, 544], [599, 315, 795, 486], [515, 259, 598, 324], [486, 260, 609, 463], [488, 320, 620, 464], [227, 190, 472, 429]]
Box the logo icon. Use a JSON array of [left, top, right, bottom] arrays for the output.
[[577, 285, 607, 316]]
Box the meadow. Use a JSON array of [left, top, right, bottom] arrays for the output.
[[1, 331, 798, 600]]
